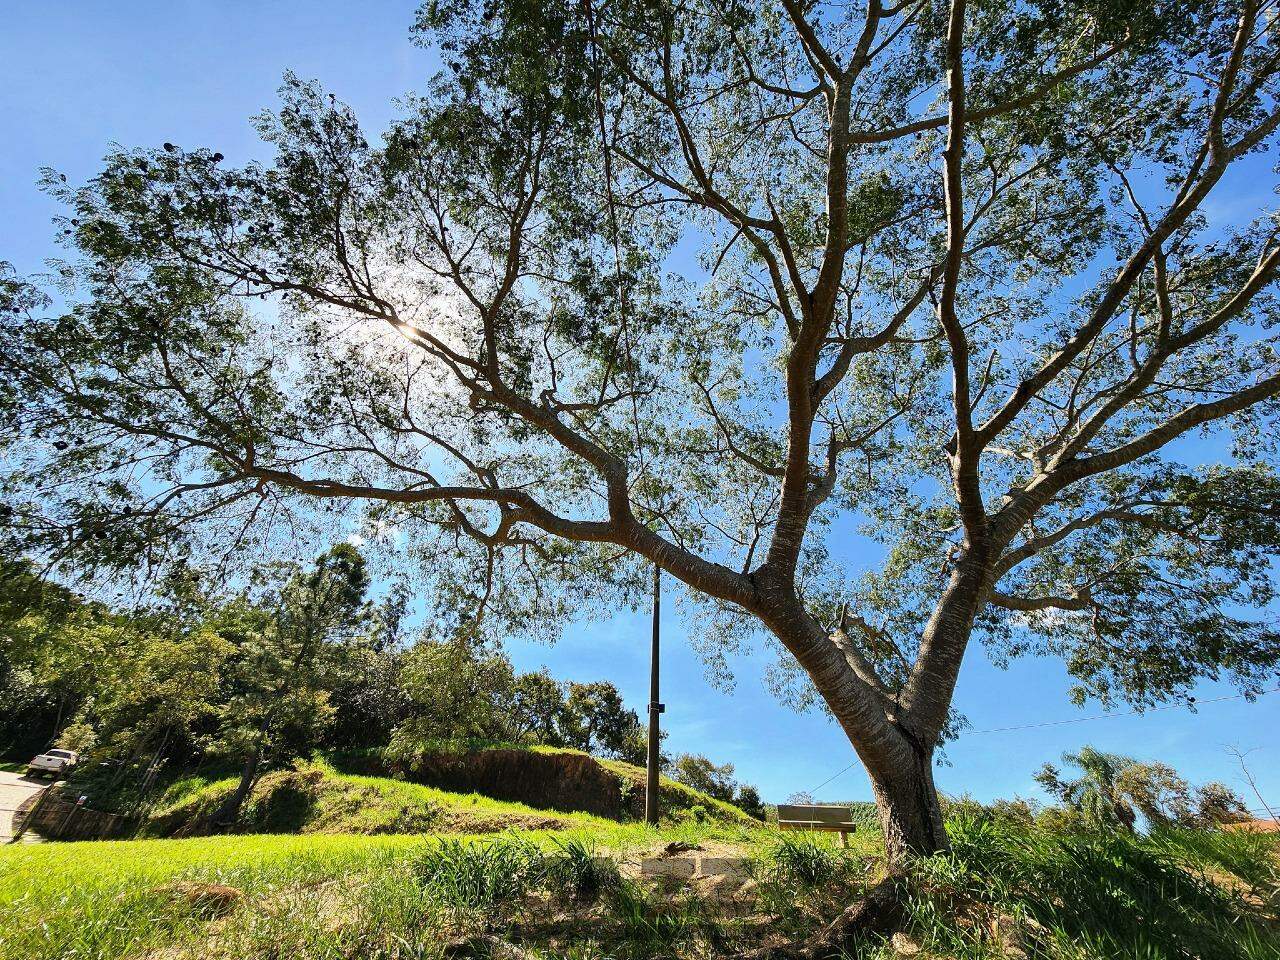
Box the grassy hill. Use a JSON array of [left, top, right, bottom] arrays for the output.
[[143, 761, 617, 837], [139, 753, 755, 838], [564, 748, 756, 823], [335, 745, 757, 824]]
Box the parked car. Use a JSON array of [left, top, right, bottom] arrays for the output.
[[27, 748, 78, 779]]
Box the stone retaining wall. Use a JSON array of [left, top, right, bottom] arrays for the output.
[[16, 788, 135, 840]]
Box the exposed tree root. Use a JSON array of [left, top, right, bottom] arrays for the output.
[[739, 874, 908, 960]]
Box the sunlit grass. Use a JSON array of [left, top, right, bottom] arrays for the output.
[[140, 757, 758, 839], [3, 801, 1273, 960], [0, 833, 430, 960], [0, 821, 770, 960], [145, 760, 626, 836]]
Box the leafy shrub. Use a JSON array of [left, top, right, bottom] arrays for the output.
[[942, 793, 1038, 828], [682, 804, 709, 824]]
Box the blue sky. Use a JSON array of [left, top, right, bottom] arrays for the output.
[[3, 2, 1277, 809]]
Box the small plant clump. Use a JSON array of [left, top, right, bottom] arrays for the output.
[[414, 836, 549, 913], [546, 838, 622, 903], [749, 834, 875, 941]]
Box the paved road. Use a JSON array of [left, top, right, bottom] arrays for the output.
[[0, 769, 55, 843]]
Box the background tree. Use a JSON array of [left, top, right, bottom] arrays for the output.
[[390, 637, 520, 753], [1, 558, 230, 778], [1036, 747, 1142, 831], [1193, 780, 1252, 827], [670, 751, 765, 816], [4, 0, 1280, 863], [734, 784, 767, 821], [207, 543, 371, 825], [509, 669, 574, 745], [77, 616, 231, 782], [671, 752, 738, 803], [614, 723, 666, 767], [0, 559, 106, 757], [325, 583, 413, 751], [1035, 745, 1252, 831], [1116, 760, 1197, 828], [563, 680, 644, 758], [388, 641, 653, 757]]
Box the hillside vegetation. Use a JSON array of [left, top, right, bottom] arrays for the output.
[[139, 753, 751, 837], [143, 763, 599, 837], [1, 817, 1276, 960]]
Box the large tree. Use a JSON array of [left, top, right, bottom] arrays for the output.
[[4, 0, 1280, 864]]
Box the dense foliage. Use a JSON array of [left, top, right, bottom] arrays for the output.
[[1, 548, 758, 817]]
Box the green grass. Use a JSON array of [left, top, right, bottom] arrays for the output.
[[3, 803, 1274, 960], [142, 759, 632, 837], [0, 760, 26, 773], [895, 818, 1280, 960], [0, 821, 765, 959], [595, 756, 757, 824], [0, 833, 433, 960], [342, 742, 758, 825], [139, 755, 757, 838]]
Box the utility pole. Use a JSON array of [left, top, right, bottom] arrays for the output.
[[645, 563, 663, 826]]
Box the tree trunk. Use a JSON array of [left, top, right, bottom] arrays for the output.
[[755, 584, 961, 868], [870, 739, 948, 864], [214, 746, 261, 828]]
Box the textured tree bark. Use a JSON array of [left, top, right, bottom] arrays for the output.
[[756, 584, 956, 868], [870, 740, 948, 863]]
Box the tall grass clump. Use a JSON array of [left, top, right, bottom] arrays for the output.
[[750, 834, 871, 937], [546, 837, 621, 903], [1148, 825, 1280, 908], [605, 879, 715, 955], [411, 834, 713, 956], [413, 836, 546, 912], [905, 816, 1280, 959]]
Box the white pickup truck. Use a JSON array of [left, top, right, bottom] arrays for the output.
[[27, 748, 78, 779]]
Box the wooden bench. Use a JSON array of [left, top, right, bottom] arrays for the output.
[[775, 803, 858, 847]]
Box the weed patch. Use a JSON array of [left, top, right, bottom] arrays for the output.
[[902, 817, 1280, 959]]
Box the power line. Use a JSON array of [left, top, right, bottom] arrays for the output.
[[807, 763, 859, 798], [803, 687, 1278, 798], [967, 687, 1278, 736]]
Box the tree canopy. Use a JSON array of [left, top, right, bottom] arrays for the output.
[[3, 0, 1280, 858]]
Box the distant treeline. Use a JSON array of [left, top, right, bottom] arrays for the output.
[[0, 548, 762, 820]]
